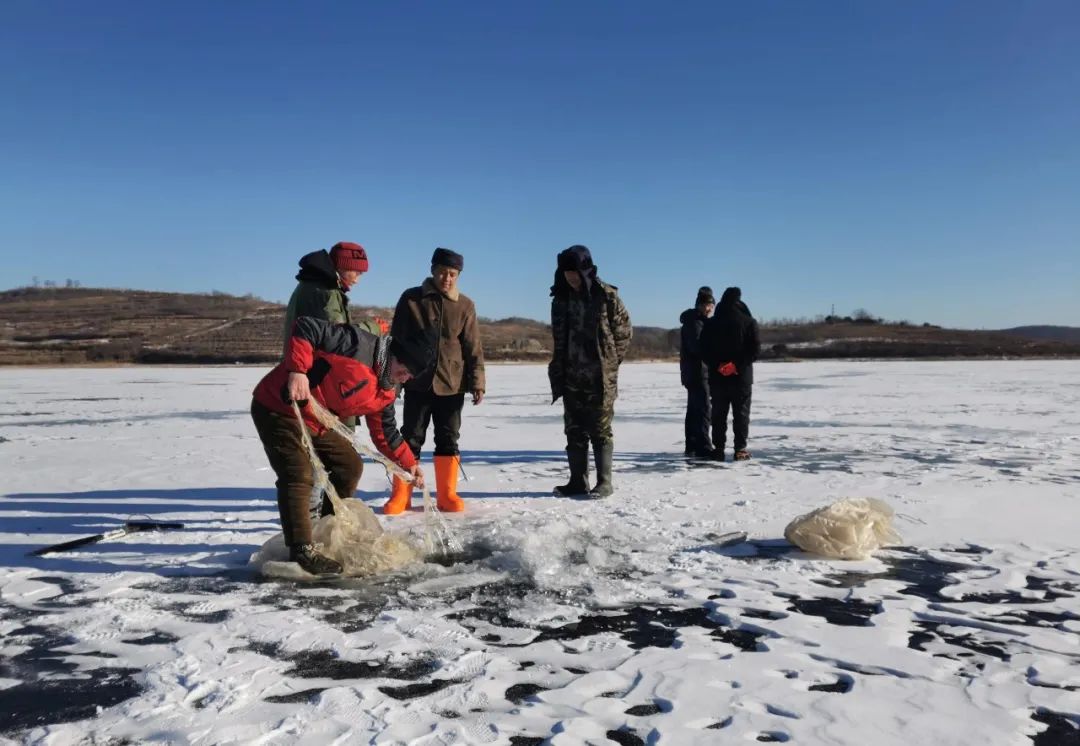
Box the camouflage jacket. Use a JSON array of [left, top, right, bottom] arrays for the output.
[[548, 278, 632, 407]]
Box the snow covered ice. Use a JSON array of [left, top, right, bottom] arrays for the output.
[[1, 360, 1079, 745]]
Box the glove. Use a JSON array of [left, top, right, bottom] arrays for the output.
[[718, 362, 737, 377]]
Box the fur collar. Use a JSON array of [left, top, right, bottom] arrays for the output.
[[422, 276, 460, 302]]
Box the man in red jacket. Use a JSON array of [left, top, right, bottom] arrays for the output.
[[251, 316, 434, 575]]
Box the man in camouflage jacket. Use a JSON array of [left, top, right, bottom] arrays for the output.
[[548, 245, 632, 498]]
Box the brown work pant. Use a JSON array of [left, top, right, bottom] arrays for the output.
[[250, 400, 362, 546]]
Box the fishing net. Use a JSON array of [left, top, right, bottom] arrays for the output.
[[252, 399, 461, 579], [783, 498, 902, 560]]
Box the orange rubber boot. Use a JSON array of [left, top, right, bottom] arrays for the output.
[[434, 455, 465, 513], [382, 476, 413, 515]]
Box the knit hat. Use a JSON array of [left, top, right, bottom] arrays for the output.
[[431, 247, 464, 271], [330, 242, 369, 273], [696, 286, 715, 306], [389, 330, 437, 377]]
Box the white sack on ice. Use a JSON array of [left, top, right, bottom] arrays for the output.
[[784, 497, 902, 560]]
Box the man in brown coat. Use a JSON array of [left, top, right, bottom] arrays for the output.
[[385, 248, 485, 514]]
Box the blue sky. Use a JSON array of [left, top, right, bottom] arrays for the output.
[[2, 1, 1077, 328]]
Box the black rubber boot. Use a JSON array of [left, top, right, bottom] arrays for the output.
[[710, 442, 726, 461], [290, 543, 343, 576], [554, 446, 590, 497], [589, 442, 614, 499]]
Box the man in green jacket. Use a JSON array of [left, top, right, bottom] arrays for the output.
[[283, 241, 381, 345], [282, 241, 380, 453]]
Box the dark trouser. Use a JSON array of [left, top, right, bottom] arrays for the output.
[[402, 390, 466, 457], [250, 400, 362, 546], [684, 383, 712, 453], [709, 379, 752, 453], [563, 388, 614, 453]]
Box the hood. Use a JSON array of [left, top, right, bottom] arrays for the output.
[[718, 286, 741, 309], [295, 250, 340, 288], [550, 244, 599, 298], [717, 286, 751, 317]]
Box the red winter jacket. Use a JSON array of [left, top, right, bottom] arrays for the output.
[[252, 317, 416, 470]]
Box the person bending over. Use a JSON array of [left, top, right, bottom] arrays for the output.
[[251, 317, 434, 575]]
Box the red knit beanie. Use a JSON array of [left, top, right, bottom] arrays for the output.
[[330, 242, 369, 273]]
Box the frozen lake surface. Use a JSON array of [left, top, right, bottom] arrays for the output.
[[1, 360, 1079, 745]]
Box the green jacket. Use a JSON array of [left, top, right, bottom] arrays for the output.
[[283, 249, 385, 351]]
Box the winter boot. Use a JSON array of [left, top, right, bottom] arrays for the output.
[[588, 443, 614, 499], [434, 455, 465, 513], [382, 476, 413, 515], [734, 449, 752, 461], [289, 543, 342, 576], [554, 446, 590, 497]]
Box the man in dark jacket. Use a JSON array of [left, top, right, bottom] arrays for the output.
[[386, 248, 486, 515], [549, 245, 632, 498], [680, 286, 715, 458], [700, 287, 761, 461]]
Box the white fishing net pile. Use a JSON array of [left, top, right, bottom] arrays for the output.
[[783, 497, 902, 560], [252, 491, 425, 579], [252, 399, 460, 580]]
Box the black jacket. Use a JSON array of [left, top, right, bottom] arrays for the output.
[[679, 308, 709, 388], [701, 299, 761, 385]]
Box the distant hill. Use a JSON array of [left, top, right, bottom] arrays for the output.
[[0, 286, 554, 365], [0, 287, 281, 365], [1, 286, 1079, 365], [998, 325, 1080, 344], [756, 320, 1080, 359]]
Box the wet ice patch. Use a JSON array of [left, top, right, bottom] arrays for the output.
[[448, 512, 643, 605]]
